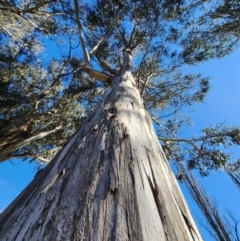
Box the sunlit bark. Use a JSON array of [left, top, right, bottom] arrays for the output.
[[0, 51, 202, 241]]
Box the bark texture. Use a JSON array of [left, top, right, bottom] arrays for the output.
[[0, 52, 203, 240]]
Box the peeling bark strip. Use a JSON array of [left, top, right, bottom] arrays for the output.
[[0, 51, 203, 241]]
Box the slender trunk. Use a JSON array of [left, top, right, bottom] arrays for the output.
[[0, 51, 203, 240], [183, 169, 232, 241]]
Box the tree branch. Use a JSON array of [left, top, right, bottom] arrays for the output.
[[119, 30, 128, 47], [73, 0, 90, 66], [89, 24, 115, 56], [96, 58, 119, 75], [0, 26, 18, 41], [158, 137, 202, 156], [89, 6, 128, 56], [82, 66, 112, 83], [0, 1, 55, 14], [0, 126, 63, 163], [140, 73, 153, 96], [21, 0, 56, 13]]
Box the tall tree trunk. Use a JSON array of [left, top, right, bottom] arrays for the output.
[[0, 51, 203, 240]]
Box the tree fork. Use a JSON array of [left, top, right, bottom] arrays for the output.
[[0, 51, 203, 240]]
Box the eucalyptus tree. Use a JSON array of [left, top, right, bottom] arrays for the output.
[[0, 0, 240, 240], [1, 0, 239, 172], [0, 0, 205, 240], [179, 167, 240, 241]]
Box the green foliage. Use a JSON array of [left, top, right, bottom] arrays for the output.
[[143, 73, 210, 111], [0, 47, 87, 160], [161, 125, 240, 176], [0, 0, 101, 161], [0, 0, 239, 175], [181, 0, 240, 63]]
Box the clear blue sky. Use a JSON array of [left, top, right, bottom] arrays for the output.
[[0, 48, 239, 240]]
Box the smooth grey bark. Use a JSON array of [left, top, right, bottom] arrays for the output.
[[0, 51, 203, 241]]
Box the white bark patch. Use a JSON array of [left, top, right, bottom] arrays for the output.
[[40, 174, 59, 193]]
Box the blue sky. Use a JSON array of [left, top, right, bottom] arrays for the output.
[[0, 48, 239, 240], [184, 48, 240, 239]]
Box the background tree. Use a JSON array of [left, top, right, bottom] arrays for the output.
[[178, 166, 240, 241]]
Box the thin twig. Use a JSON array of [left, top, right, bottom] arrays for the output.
[[140, 73, 153, 96]]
